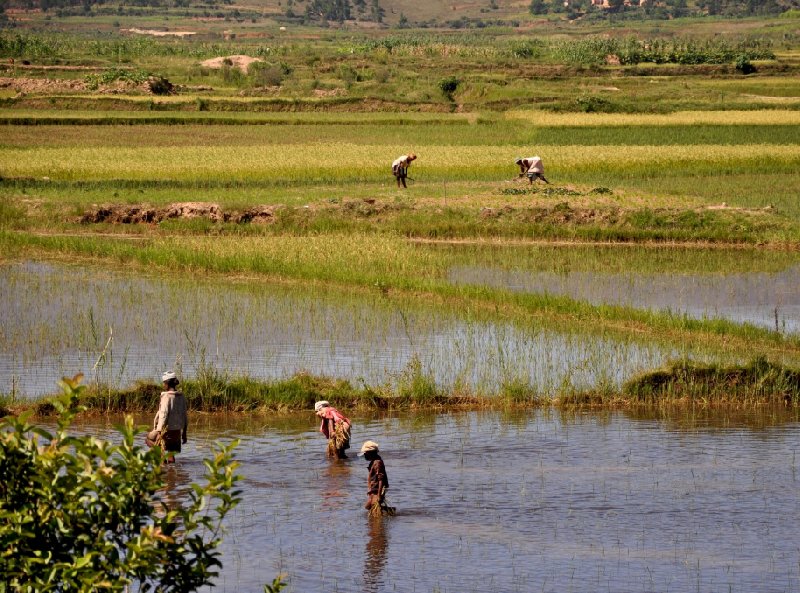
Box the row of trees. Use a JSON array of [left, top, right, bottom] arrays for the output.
[[530, 0, 797, 17], [284, 0, 383, 23]]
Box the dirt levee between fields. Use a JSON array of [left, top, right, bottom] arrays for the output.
[[81, 203, 280, 224], [0, 76, 160, 95], [0, 76, 88, 93]]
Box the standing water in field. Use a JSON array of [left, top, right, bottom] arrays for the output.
[[0, 261, 668, 397], [444, 244, 800, 333], [76, 407, 800, 593]]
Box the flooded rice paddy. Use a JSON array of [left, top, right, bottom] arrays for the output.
[[1, 244, 797, 397], [444, 244, 800, 334], [0, 261, 669, 397], [6, 246, 800, 592], [81, 407, 800, 593]]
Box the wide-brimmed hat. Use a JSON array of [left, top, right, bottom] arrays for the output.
[[514, 156, 523, 164], [314, 400, 330, 412], [358, 440, 379, 456], [161, 371, 177, 383]]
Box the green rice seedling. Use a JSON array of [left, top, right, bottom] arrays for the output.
[[0, 197, 26, 229], [623, 357, 800, 404], [392, 355, 442, 406], [499, 376, 541, 405]]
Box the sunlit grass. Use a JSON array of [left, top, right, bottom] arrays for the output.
[[1, 143, 798, 182]]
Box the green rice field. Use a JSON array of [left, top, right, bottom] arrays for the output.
[[4, 17, 800, 593], [1, 23, 800, 405]]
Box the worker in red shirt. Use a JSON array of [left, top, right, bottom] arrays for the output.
[[315, 400, 351, 459]]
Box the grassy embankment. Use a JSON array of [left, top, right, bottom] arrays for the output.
[[4, 356, 800, 418]]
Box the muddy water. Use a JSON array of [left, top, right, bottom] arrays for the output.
[[80, 408, 800, 593], [0, 262, 667, 397]]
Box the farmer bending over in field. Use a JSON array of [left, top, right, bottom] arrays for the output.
[[359, 440, 395, 516], [515, 156, 549, 184], [315, 400, 352, 459], [146, 371, 188, 464], [392, 153, 417, 188]]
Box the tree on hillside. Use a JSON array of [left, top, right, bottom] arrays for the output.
[[369, 0, 384, 22], [305, 0, 351, 21], [529, 0, 548, 15]]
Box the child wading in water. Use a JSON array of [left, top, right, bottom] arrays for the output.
[[315, 400, 352, 459], [359, 440, 395, 517]]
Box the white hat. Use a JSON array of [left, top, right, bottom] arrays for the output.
[[514, 156, 523, 164], [314, 400, 330, 412], [161, 371, 177, 382], [358, 440, 379, 456]]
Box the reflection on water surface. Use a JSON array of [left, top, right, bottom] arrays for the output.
[[79, 408, 800, 593]]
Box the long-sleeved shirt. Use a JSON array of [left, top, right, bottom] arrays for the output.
[[154, 390, 188, 433], [318, 406, 350, 439], [367, 457, 389, 495]]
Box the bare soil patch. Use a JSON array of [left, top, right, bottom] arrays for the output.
[[0, 76, 87, 94], [122, 28, 196, 37], [0, 76, 156, 95], [200, 55, 263, 74]]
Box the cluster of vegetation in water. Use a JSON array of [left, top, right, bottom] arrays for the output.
[[4, 357, 800, 416]]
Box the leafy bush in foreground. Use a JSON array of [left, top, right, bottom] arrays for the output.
[[0, 375, 242, 592]]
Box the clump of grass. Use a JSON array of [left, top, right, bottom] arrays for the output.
[[0, 393, 15, 416], [0, 197, 26, 229], [499, 376, 541, 405], [393, 355, 444, 406], [624, 357, 800, 404], [74, 372, 364, 414]]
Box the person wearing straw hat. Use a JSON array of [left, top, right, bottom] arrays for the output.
[[315, 400, 352, 459], [145, 371, 188, 464], [359, 440, 394, 516], [515, 155, 549, 184], [391, 153, 417, 188]]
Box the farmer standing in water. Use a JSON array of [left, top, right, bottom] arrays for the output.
[[145, 371, 188, 464], [315, 400, 352, 459], [359, 440, 394, 516]]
